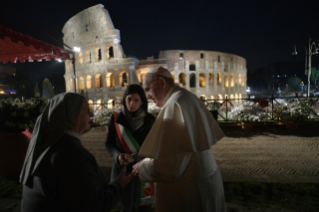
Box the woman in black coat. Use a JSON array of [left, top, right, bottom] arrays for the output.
[[105, 84, 155, 212], [20, 93, 133, 212]]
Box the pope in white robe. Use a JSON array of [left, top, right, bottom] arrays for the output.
[[133, 67, 226, 212]]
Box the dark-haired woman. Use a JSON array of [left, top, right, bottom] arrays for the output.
[[105, 84, 155, 212]]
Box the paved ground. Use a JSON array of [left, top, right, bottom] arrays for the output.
[[82, 123, 319, 183]]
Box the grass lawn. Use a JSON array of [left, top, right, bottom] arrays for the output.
[[1, 177, 318, 212]]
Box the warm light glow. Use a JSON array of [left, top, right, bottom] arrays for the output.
[[73, 47, 81, 52]]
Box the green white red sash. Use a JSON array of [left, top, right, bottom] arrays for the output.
[[113, 113, 140, 154], [114, 113, 155, 203]]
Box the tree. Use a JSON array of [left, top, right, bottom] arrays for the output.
[[310, 67, 319, 87], [286, 76, 302, 91]]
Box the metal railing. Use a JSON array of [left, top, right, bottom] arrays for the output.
[[89, 94, 319, 122]]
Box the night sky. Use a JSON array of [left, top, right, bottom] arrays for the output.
[[1, 0, 319, 84]]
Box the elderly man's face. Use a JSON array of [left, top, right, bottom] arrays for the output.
[[143, 74, 165, 107]]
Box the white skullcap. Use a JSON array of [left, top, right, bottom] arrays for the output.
[[147, 67, 173, 79]]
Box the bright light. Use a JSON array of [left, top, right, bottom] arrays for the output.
[[246, 87, 251, 93], [57, 58, 63, 62], [0, 90, 4, 94], [73, 47, 81, 52]]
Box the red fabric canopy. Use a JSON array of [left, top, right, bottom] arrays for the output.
[[0, 25, 71, 64]]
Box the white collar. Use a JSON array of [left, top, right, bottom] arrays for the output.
[[65, 130, 82, 141]]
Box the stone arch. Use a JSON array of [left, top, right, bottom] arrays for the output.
[[239, 93, 242, 103], [230, 94, 234, 99], [140, 73, 146, 84], [107, 99, 115, 109], [119, 71, 129, 87], [209, 73, 214, 85], [79, 76, 85, 90], [230, 73, 234, 87], [88, 100, 94, 112], [78, 52, 84, 65], [199, 72, 206, 87], [95, 74, 103, 88], [217, 94, 223, 103], [217, 72, 222, 85], [235, 94, 239, 103], [86, 75, 92, 89], [171, 73, 175, 82], [224, 73, 229, 88], [179, 73, 186, 86], [85, 50, 91, 63], [210, 95, 214, 100], [70, 78, 74, 91], [106, 73, 115, 87], [190, 73, 196, 88], [96, 99, 104, 110], [94, 47, 102, 62], [106, 46, 114, 60]]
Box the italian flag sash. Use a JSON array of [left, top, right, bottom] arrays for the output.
[[113, 113, 140, 154], [114, 113, 155, 204]]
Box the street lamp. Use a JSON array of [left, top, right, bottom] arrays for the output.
[[292, 37, 319, 97]]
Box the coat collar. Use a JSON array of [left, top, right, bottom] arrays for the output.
[[116, 112, 131, 130]]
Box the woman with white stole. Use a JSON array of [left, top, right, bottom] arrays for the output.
[[105, 84, 155, 212]]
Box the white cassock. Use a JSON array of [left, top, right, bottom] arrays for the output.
[[139, 85, 226, 212]]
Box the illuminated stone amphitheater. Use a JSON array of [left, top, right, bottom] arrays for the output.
[[62, 4, 247, 108]]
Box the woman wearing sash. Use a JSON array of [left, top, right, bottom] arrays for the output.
[[105, 84, 155, 212]]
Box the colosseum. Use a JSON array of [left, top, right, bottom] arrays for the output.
[[62, 4, 247, 109]]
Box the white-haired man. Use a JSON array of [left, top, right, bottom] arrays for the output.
[[132, 67, 226, 212]]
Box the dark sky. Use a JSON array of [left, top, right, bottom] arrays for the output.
[[1, 0, 319, 79]]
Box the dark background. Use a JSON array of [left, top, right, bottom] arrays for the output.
[[1, 0, 319, 96]]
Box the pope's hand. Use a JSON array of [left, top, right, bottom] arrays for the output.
[[132, 160, 143, 177]]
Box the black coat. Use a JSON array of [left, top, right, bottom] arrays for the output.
[[21, 133, 122, 212], [105, 112, 155, 210]]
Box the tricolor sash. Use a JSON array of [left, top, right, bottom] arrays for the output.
[[113, 113, 140, 154], [114, 113, 155, 204]]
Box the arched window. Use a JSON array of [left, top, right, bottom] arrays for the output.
[[140, 73, 146, 84], [78, 52, 83, 65], [242, 76, 245, 87], [79, 77, 85, 90], [106, 46, 114, 60], [86, 75, 92, 89], [70, 78, 74, 91], [217, 73, 222, 85], [190, 73, 196, 87], [230, 94, 234, 99], [108, 99, 115, 109], [119, 71, 129, 87], [85, 50, 91, 63], [96, 99, 104, 110], [95, 74, 103, 88], [230, 74, 234, 87], [199, 73, 206, 87], [179, 73, 186, 86], [106, 73, 115, 87], [94, 47, 102, 62], [239, 74, 242, 85], [88, 100, 94, 112], [224, 74, 229, 88], [171, 73, 175, 82], [209, 73, 214, 82]]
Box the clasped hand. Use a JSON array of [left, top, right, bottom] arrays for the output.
[[118, 153, 135, 166]]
